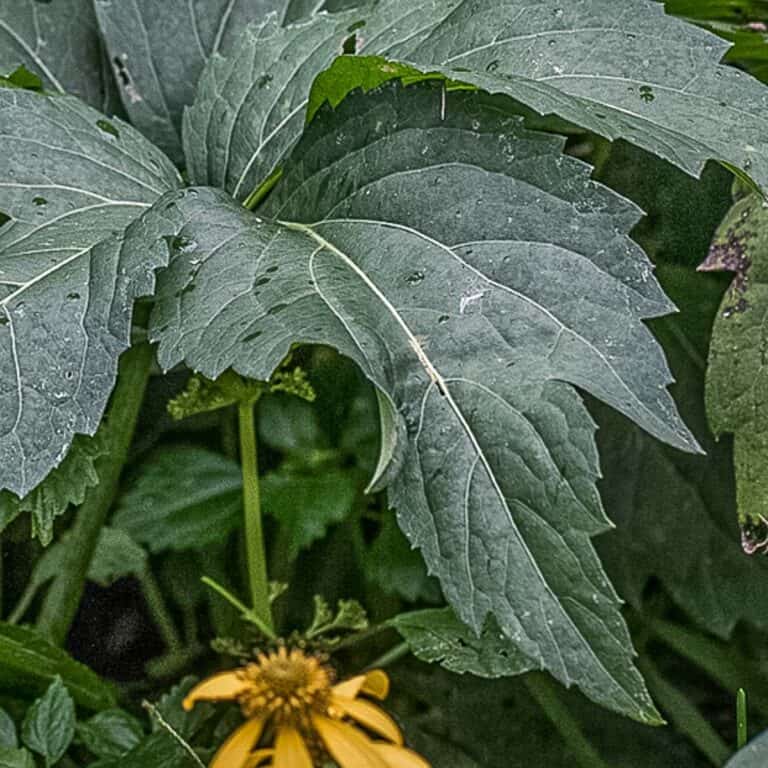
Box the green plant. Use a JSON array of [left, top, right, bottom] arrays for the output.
[[2, 0, 768, 766]]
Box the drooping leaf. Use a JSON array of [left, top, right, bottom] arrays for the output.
[[261, 468, 357, 560], [76, 710, 144, 761], [136, 80, 700, 721], [21, 677, 75, 768], [0, 1, 108, 107], [184, 0, 768, 202], [0, 622, 116, 711], [391, 608, 534, 676], [94, 0, 284, 162], [703, 193, 768, 546], [0, 87, 181, 497], [113, 446, 242, 553]]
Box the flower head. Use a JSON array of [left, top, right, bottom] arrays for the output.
[[184, 646, 430, 768]]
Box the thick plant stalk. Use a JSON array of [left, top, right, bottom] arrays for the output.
[[238, 401, 274, 633], [523, 673, 611, 768], [36, 342, 154, 645]]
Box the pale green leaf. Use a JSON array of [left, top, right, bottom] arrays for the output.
[[0, 88, 181, 497], [185, 0, 768, 201], [0, 1, 107, 107], [0, 749, 34, 768], [21, 677, 75, 767], [113, 446, 242, 552], [0, 710, 17, 750], [94, 0, 283, 162], [139, 81, 691, 721]]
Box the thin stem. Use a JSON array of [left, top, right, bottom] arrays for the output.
[[638, 656, 729, 767], [366, 641, 410, 670], [524, 673, 610, 768], [242, 168, 283, 211], [737, 688, 748, 750], [7, 581, 37, 624], [139, 567, 183, 653], [238, 401, 273, 633], [36, 342, 153, 645]]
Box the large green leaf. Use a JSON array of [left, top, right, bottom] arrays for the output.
[[94, 0, 284, 162], [132, 80, 701, 721], [0, 88, 180, 497], [184, 0, 768, 201], [703, 194, 768, 545], [0, 623, 116, 710], [0, 1, 108, 108]]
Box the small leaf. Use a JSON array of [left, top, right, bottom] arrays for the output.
[[113, 446, 242, 553], [87, 528, 148, 587], [21, 677, 76, 767], [76, 710, 144, 760], [0, 622, 116, 711], [261, 469, 357, 560]]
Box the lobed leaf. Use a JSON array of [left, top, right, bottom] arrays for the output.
[[185, 0, 768, 202], [130, 80, 699, 721], [0, 87, 181, 497]]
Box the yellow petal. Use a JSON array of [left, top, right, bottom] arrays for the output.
[[372, 743, 432, 768], [332, 696, 403, 744], [273, 726, 312, 768], [332, 670, 390, 701], [244, 749, 274, 768], [313, 715, 390, 768], [182, 671, 248, 710], [211, 717, 266, 768]]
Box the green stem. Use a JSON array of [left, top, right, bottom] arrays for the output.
[[638, 656, 730, 767], [524, 673, 610, 768], [36, 343, 153, 645], [237, 402, 273, 632], [139, 567, 183, 653], [367, 641, 410, 670], [737, 688, 748, 750], [7, 580, 37, 624]]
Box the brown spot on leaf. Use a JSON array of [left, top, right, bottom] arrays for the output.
[[698, 228, 753, 294]]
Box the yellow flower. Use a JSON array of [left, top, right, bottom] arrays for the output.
[[183, 646, 431, 768]]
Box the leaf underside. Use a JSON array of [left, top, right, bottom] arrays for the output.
[[118, 79, 699, 722]]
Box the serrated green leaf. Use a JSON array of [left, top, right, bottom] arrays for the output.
[[391, 608, 534, 676], [0, 710, 16, 750], [366, 514, 441, 603], [703, 194, 768, 543], [76, 710, 144, 760], [0, 623, 116, 711], [0, 1, 108, 107], [261, 468, 357, 560], [0, 431, 109, 546], [113, 446, 242, 553], [0, 88, 181, 498], [185, 1, 768, 202], [0, 749, 34, 768], [21, 677, 75, 767], [139, 81, 692, 721], [87, 528, 148, 587], [94, 1, 283, 163]]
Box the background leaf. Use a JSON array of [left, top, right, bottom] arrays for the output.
[[727, 729, 768, 766], [0, 87, 180, 497], [76, 710, 144, 761], [21, 677, 75, 767], [0, 0, 110, 108], [113, 446, 242, 553]]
